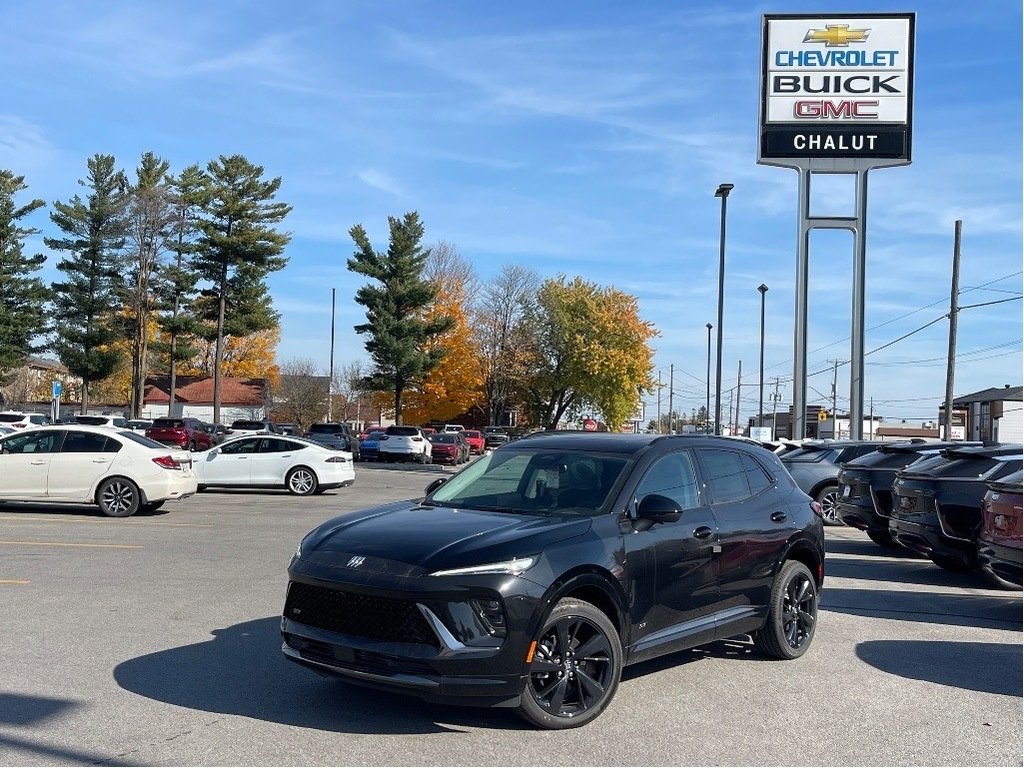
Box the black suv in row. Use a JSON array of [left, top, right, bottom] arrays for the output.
[[281, 432, 825, 729]]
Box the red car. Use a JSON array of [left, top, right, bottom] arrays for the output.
[[427, 433, 461, 464], [463, 429, 485, 455], [977, 469, 1023, 590], [145, 417, 213, 451]]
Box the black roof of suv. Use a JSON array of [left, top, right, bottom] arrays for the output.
[[282, 432, 825, 729]]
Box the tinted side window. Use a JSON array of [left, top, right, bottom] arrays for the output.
[[742, 453, 772, 494], [701, 449, 751, 503], [635, 452, 700, 511], [220, 438, 261, 455], [2, 431, 61, 454], [61, 431, 119, 453], [261, 438, 300, 453]]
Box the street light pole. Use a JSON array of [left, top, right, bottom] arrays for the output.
[[713, 183, 734, 436], [705, 323, 712, 433], [758, 283, 768, 430]]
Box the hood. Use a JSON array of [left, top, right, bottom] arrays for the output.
[[301, 500, 591, 573]]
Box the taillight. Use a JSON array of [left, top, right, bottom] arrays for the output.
[[152, 455, 181, 470], [325, 456, 349, 463], [412, 437, 423, 442], [810, 501, 824, 519]]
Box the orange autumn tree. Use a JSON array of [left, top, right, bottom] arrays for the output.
[[182, 327, 281, 383], [522, 275, 658, 429], [402, 242, 484, 425]]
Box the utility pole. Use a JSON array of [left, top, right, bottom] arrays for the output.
[[656, 371, 664, 434], [328, 288, 336, 423], [734, 360, 742, 436], [943, 219, 962, 441], [726, 387, 734, 436], [830, 359, 839, 439], [771, 377, 781, 439], [668, 364, 674, 435]]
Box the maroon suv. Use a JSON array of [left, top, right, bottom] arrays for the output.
[[146, 417, 213, 451]]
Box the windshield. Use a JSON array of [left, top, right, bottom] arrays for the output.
[[427, 447, 629, 516]]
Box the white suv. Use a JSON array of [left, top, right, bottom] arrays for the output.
[[378, 425, 432, 464], [0, 411, 50, 430]]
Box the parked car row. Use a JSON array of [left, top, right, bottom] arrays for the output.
[[836, 441, 1023, 588]]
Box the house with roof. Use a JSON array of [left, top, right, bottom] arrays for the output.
[[940, 385, 1023, 443], [142, 375, 270, 424]]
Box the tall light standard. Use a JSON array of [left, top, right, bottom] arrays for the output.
[[713, 183, 734, 436], [705, 323, 712, 432], [757, 283, 768, 430]]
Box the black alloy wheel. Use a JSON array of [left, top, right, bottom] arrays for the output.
[[815, 486, 842, 525], [518, 598, 622, 729], [754, 560, 818, 660]]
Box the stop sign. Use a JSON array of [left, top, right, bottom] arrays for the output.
[[583, 418, 598, 431]]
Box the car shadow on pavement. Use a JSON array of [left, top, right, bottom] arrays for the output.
[[825, 536, 926, 559], [112, 617, 528, 734], [622, 638, 758, 681], [822, 587, 1022, 631], [0, 502, 170, 517], [824, 556, 996, 589], [856, 640, 1022, 697]]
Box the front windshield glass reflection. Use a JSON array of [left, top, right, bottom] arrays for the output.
[[427, 448, 628, 516]]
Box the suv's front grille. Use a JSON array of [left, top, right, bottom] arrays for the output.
[[284, 581, 438, 648]]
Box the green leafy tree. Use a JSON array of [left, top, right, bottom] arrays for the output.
[[124, 152, 175, 416], [0, 171, 49, 385], [522, 275, 657, 429], [193, 154, 291, 423], [45, 154, 128, 412], [347, 212, 454, 424], [152, 163, 205, 414]]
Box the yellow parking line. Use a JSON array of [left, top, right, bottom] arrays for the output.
[[0, 579, 30, 585], [0, 515, 212, 528], [0, 540, 143, 549]]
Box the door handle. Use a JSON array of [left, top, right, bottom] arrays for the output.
[[92, 459, 107, 463], [693, 526, 714, 539], [30, 460, 46, 465], [770, 511, 788, 523]]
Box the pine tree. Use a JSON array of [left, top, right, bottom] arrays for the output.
[[193, 155, 290, 423], [347, 211, 454, 424], [0, 170, 49, 387], [45, 154, 128, 412], [152, 164, 205, 415], [124, 152, 174, 416]]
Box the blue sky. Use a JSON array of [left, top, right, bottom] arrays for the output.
[[3, 1, 1021, 425]]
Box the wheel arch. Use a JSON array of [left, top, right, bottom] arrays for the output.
[[531, 567, 629, 643], [779, 536, 824, 588]]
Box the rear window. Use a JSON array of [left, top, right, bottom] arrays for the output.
[[0, 413, 23, 423], [117, 431, 168, 449], [782, 446, 833, 462], [232, 420, 267, 430], [386, 426, 420, 436], [308, 423, 344, 434], [151, 418, 184, 428], [74, 415, 112, 426], [430, 434, 456, 443], [464, 431, 482, 438]]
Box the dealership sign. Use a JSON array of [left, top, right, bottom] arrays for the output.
[[759, 13, 914, 163]]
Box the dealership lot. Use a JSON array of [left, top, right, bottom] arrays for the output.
[[0, 464, 1020, 767]]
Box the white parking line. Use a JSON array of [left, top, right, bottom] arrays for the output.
[[0, 540, 143, 549]]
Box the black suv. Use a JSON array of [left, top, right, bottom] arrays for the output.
[[282, 433, 825, 729], [890, 443, 1022, 572], [304, 422, 361, 461], [837, 441, 974, 548], [781, 440, 885, 525]]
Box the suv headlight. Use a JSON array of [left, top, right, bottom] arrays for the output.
[[429, 556, 536, 577]]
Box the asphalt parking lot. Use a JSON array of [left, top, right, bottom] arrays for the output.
[[0, 463, 1020, 767]]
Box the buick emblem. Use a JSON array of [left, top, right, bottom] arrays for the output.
[[347, 556, 366, 568]]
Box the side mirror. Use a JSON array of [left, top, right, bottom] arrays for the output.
[[636, 493, 683, 524], [424, 477, 448, 496]]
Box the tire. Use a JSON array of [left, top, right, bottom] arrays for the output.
[[97, 477, 142, 518], [867, 529, 900, 548], [815, 485, 843, 525], [286, 466, 318, 496], [141, 500, 165, 513], [517, 598, 622, 730], [754, 560, 819, 660]]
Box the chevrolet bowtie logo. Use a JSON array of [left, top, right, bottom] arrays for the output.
[[804, 24, 870, 47]]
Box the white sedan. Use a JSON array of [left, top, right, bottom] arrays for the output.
[[0, 425, 197, 517], [192, 435, 355, 495]]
